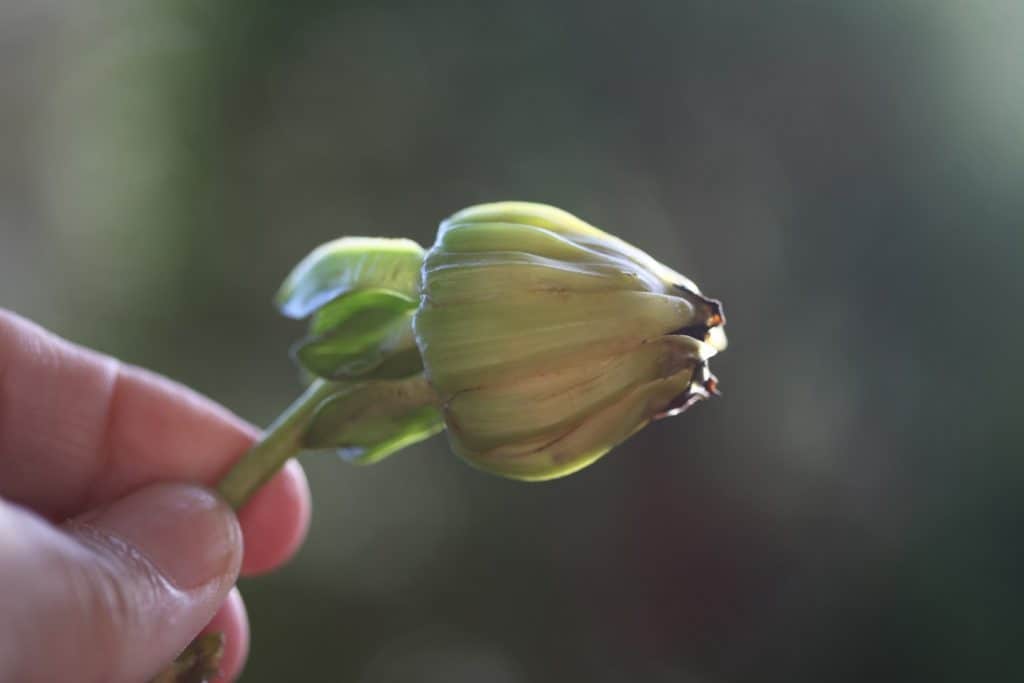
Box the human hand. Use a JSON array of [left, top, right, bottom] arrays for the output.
[[0, 310, 311, 682]]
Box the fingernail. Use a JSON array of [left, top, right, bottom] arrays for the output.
[[79, 483, 243, 589]]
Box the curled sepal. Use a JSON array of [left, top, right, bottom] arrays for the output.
[[291, 289, 421, 380], [275, 237, 425, 319], [302, 374, 443, 465]]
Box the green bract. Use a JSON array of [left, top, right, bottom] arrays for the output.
[[273, 237, 442, 464], [276, 237, 424, 318], [274, 203, 725, 479]]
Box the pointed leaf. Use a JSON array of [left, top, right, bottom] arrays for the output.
[[334, 405, 443, 465], [302, 376, 443, 464]]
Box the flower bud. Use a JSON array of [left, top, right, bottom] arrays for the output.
[[413, 202, 725, 480], [273, 203, 725, 480]]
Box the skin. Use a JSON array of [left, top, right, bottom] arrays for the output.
[[0, 309, 311, 682]]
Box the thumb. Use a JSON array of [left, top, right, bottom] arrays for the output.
[[0, 484, 243, 683]]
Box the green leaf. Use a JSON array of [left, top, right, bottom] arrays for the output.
[[334, 405, 443, 465], [275, 237, 425, 319], [302, 375, 443, 465], [290, 289, 420, 380], [307, 288, 416, 335]]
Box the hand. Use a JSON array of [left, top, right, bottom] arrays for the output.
[[0, 310, 311, 682]]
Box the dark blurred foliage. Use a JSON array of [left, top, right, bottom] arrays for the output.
[[3, 1, 1024, 681]]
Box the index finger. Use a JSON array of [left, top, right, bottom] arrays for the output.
[[0, 309, 310, 573]]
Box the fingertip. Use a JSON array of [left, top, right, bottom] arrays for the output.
[[75, 483, 243, 591], [27, 484, 245, 682], [204, 588, 249, 683], [237, 459, 311, 575]]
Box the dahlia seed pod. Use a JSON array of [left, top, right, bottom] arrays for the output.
[[413, 202, 725, 480], [261, 202, 725, 481]]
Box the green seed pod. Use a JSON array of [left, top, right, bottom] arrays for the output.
[[269, 203, 725, 480], [413, 202, 726, 481]]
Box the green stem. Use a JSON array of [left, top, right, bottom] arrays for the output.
[[217, 378, 337, 510], [152, 380, 338, 681]]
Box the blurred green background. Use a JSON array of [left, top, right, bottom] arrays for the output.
[[3, 1, 1023, 681]]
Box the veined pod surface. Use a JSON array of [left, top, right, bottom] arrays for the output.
[[413, 202, 726, 480]]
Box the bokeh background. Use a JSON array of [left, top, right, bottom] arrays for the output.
[[3, 1, 1024, 681]]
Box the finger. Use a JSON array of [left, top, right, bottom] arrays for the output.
[[0, 483, 242, 683], [0, 308, 253, 517], [202, 588, 249, 683], [0, 310, 311, 571], [238, 459, 311, 576]]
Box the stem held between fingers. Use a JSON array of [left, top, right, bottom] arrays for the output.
[[216, 379, 336, 510]]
